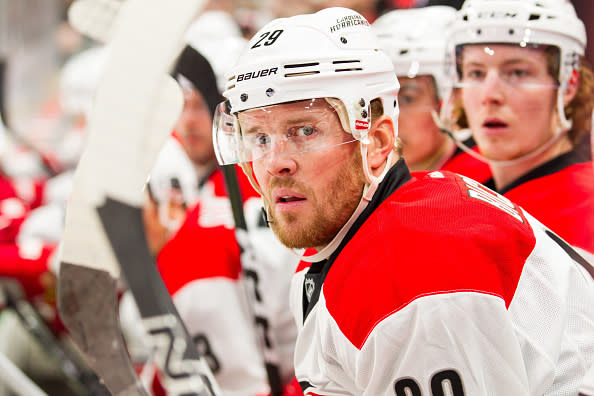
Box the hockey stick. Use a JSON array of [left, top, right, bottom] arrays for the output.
[[57, 0, 220, 395], [57, 2, 161, 394], [220, 165, 284, 396], [73, 1, 286, 390], [67, 0, 123, 44]]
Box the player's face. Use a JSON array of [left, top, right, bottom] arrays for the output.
[[243, 100, 365, 249], [397, 75, 446, 170], [459, 44, 558, 161], [176, 87, 215, 166]]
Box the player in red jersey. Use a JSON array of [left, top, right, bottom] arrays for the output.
[[212, 7, 594, 395], [140, 44, 302, 396], [443, 0, 594, 254], [143, 45, 223, 255], [155, 166, 301, 396], [373, 6, 491, 183]]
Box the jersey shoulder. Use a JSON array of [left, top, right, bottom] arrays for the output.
[[504, 162, 594, 203], [323, 171, 537, 349], [503, 162, 594, 253]]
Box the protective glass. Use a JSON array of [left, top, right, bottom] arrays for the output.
[[213, 98, 357, 165], [453, 43, 560, 90]]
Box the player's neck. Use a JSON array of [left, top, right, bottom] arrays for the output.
[[491, 137, 573, 191], [409, 139, 455, 172]]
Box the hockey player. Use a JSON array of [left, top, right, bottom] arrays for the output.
[[212, 7, 594, 394], [444, 0, 594, 254], [144, 45, 222, 254], [373, 6, 491, 182], [142, 44, 302, 396]]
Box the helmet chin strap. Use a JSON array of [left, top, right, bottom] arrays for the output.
[[296, 143, 394, 263], [442, 126, 568, 167], [556, 83, 573, 132]]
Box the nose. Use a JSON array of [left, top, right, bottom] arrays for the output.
[[265, 140, 297, 176], [480, 69, 505, 106]]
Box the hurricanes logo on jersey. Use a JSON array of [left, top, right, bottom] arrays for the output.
[[304, 277, 315, 303]]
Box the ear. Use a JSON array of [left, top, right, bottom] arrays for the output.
[[366, 115, 396, 177], [563, 69, 579, 106]]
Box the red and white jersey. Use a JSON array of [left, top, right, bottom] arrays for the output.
[[290, 161, 594, 395], [484, 151, 594, 254], [157, 167, 300, 396]]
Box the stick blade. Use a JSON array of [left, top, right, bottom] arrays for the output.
[[58, 262, 149, 396]]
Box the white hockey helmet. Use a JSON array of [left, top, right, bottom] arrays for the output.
[[185, 11, 248, 93], [213, 7, 399, 166], [373, 6, 457, 100], [446, 0, 586, 130]]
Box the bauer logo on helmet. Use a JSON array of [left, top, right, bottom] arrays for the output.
[[236, 67, 279, 82]]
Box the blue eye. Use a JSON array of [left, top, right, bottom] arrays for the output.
[[298, 126, 315, 136], [288, 125, 316, 138], [254, 134, 270, 146]]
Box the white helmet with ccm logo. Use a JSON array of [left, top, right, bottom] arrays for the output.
[[449, 0, 586, 74], [446, 0, 586, 130], [214, 7, 399, 166]]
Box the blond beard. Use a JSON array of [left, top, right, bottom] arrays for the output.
[[267, 148, 366, 249]]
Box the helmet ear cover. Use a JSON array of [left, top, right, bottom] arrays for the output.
[[325, 97, 353, 134]]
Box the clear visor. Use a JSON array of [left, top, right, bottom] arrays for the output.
[[213, 98, 357, 165], [453, 43, 560, 90]]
